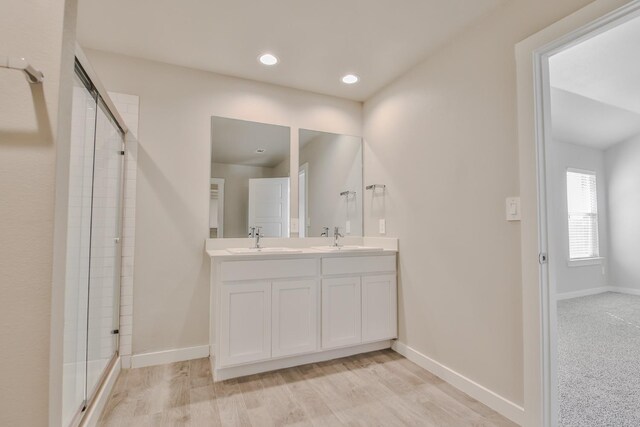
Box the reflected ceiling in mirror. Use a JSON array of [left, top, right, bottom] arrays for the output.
[[298, 129, 363, 238], [211, 117, 290, 239]]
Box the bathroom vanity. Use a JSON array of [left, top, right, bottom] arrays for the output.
[[206, 239, 398, 381]]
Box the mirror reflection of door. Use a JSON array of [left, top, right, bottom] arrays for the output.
[[211, 117, 291, 238], [248, 177, 290, 237], [298, 163, 308, 238], [209, 178, 225, 238]]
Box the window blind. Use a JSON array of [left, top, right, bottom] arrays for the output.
[[566, 170, 599, 259]]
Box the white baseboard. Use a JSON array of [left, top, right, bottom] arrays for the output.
[[555, 286, 640, 301], [555, 286, 610, 301], [391, 341, 524, 426], [608, 286, 640, 296], [131, 345, 210, 369], [120, 355, 132, 369], [79, 357, 121, 427]]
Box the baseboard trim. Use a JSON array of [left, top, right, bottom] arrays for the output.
[[609, 286, 640, 296], [79, 356, 121, 427], [131, 345, 210, 369], [556, 286, 640, 300], [555, 286, 610, 301], [120, 355, 131, 369], [391, 341, 524, 426]]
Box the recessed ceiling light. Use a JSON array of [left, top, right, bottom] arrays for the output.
[[259, 53, 278, 66], [341, 74, 359, 84], [256, 148, 266, 153]]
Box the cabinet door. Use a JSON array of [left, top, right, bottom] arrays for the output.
[[362, 274, 397, 342], [219, 281, 271, 367], [322, 277, 361, 349], [272, 279, 319, 358]]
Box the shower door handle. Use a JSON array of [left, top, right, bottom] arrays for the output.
[[114, 237, 120, 244]]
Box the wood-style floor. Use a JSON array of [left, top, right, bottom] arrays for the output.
[[98, 350, 517, 427]]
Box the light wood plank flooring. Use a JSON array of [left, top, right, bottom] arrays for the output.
[[98, 350, 517, 426]]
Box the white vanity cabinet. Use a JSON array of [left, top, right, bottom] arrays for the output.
[[362, 274, 397, 342], [219, 281, 272, 366], [209, 248, 397, 381], [322, 277, 362, 349], [272, 279, 319, 358], [321, 255, 397, 349]]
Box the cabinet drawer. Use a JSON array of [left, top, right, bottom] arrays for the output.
[[322, 255, 396, 276], [220, 258, 317, 282]]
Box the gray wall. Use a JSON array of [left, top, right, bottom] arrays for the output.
[[605, 135, 640, 291], [548, 141, 609, 295]]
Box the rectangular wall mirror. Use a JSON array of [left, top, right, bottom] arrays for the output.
[[210, 117, 291, 238], [298, 129, 363, 237]]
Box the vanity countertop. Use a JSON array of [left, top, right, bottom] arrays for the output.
[[206, 247, 397, 259]]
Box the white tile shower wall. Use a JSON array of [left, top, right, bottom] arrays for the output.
[[109, 92, 139, 368]]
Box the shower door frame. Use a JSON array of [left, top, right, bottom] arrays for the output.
[[66, 54, 128, 427]]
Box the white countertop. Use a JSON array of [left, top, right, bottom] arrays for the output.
[[206, 247, 397, 260], [205, 237, 399, 260]]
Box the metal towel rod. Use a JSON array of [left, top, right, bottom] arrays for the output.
[[366, 184, 386, 190], [0, 56, 44, 83]]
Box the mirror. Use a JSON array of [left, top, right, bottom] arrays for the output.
[[210, 117, 290, 238], [298, 129, 363, 237]]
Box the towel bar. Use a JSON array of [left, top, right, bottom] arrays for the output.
[[0, 56, 44, 83]]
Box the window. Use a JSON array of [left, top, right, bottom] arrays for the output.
[[566, 170, 599, 259]]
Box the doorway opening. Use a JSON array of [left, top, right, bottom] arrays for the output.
[[533, 4, 640, 426]]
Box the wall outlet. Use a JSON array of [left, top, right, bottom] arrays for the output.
[[290, 218, 299, 233], [379, 219, 386, 234], [345, 220, 351, 234]]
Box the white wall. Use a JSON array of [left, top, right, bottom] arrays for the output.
[[0, 0, 78, 425], [548, 141, 609, 295], [605, 134, 640, 291], [300, 133, 363, 237], [363, 0, 602, 411], [84, 48, 362, 355]]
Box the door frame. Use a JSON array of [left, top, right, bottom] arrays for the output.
[[298, 162, 309, 237], [516, 2, 640, 425], [210, 178, 225, 238]]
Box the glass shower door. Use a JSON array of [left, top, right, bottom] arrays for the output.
[[62, 73, 97, 427], [86, 99, 124, 398], [62, 61, 125, 426]]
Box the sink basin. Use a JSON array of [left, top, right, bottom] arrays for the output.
[[226, 247, 303, 255], [311, 245, 384, 253]]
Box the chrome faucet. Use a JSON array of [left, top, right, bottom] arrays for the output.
[[333, 226, 343, 247], [248, 226, 256, 238], [253, 226, 263, 249], [321, 227, 329, 237]]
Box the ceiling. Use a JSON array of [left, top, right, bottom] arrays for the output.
[[550, 14, 640, 115], [76, 0, 505, 101], [211, 117, 289, 167], [549, 14, 640, 150], [550, 88, 640, 150]]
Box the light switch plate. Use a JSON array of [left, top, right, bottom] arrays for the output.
[[290, 218, 299, 233], [379, 219, 386, 234], [345, 220, 351, 234], [506, 197, 521, 221]]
